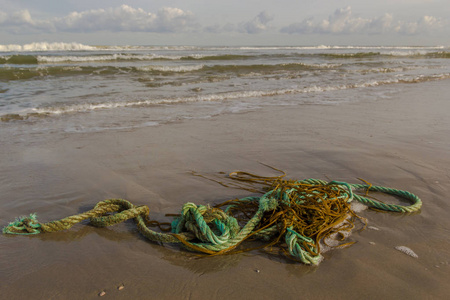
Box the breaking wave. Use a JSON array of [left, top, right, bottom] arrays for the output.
[[0, 62, 342, 81], [1, 42, 445, 53], [1, 50, 448, 66], [3, 73, 444, 120], [0, 42, 96, 52]]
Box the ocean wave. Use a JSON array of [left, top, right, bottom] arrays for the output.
[[2, 50, 448, 66], [316, 50, 450, 59], [0, 65, 114, 81], [0, 53, 251, 64], [381, 50, 429, 56], [137, 65, 205, 72], [0, 64, 208, 80], [3, 59, 447, 82], [38, 53, 251, 63], [356, 67, 414, 74], [0, 42, 96, 52], [0, 62, 340, 81], [93, 45, 202, 51], [235, 45, 445, 50], [13, 73, 446, 118], [36, 53, 184, 63], [1, 42, 446, 53], [202, 62, 337, 73], [199, 51, 450, 59], [426, 51, 450, 58], [380, 50, 450, 57], [0, 42, 203, 53], [320, 52, 382, 58], [0, 55, 38, 64], [188, 54, 252, 61]]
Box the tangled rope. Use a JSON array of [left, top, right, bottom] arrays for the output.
[[3, 171, 421, 265]]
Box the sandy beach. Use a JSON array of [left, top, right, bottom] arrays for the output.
[[1, 79, 450, 299]]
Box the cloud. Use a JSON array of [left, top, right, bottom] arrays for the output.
[[239, 11, 274, 34], [0, 5, 198, 33], [280, 6, 447, 35], [204, 11, 274, 34], [394, 15, 446, 35], [0, 9, 54, 33]]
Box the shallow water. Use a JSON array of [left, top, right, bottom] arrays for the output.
[[1, 43, 449, 137]]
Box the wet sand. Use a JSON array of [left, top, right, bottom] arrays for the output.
[[1, 80, 450, 299]]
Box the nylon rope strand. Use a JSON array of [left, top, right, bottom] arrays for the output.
[[3, 171, 422, 265]]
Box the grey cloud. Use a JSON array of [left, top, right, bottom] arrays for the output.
[[394, 15, 446, 35], [205, 11, 274, 34], [239, 11, 274, 34]]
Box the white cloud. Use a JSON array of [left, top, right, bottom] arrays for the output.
[[280, 6, 447, 35], [0, 9, 54, 33], [0, 5, 198, 33]]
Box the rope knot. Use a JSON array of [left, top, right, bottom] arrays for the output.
[[2, 213, 42, 235]]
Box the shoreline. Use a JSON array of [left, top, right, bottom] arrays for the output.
[[1, 79, 450, 299]]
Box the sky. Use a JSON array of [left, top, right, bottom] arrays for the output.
[[0, 0, 449, 46]]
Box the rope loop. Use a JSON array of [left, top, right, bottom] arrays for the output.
[[173, 203, 240, 245], [285, 227, 322, 265]]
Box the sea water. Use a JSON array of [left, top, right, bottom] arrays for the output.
[[1, 42, 449, 135]]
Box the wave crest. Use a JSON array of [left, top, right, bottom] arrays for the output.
[[0, 42, 96, 52]]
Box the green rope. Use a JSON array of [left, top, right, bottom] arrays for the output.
[[3, 176, 421, 265]]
